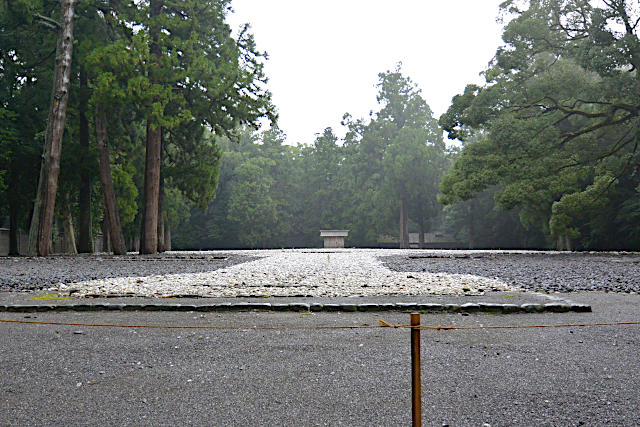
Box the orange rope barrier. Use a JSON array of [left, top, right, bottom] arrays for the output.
[[417, 321, 640, 330], [0, 318, 639, 331]]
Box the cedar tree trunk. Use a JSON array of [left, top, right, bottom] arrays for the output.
[[140, 0, 163, 255], [77, 68, 93, 253], [164, 222, 171, 251], [27, 0, 76, 256], [141, 122, 161, 254], [101, 217, 110, 253], [9, 197, 19, 256], [61, 193, 77, 254], [157, 170, 166, 253], [399, 197, 409, 249], [467, 201, 475, 249], [96, 105, 127, 255]]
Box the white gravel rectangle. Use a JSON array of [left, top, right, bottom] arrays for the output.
[[55, 249, 514, 298]]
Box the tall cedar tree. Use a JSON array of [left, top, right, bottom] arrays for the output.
[[137, 0, 274, 254], [27, 0, 76, 256]]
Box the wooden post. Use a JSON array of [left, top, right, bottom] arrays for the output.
[[411, 313, 422, 427]]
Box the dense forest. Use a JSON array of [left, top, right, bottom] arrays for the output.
[[1, 0, 640, 254], [174, 67, 450, 249]]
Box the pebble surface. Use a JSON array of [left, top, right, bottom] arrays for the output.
[[0, 253, 256, 292], [2, 249, 638, 297], [52, 249, 512, 297], [381, 251, 640, 293]]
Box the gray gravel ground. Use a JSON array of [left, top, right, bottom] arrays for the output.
[[0, 253, 256, 291], [381, 252, 640, 293], [1, 251, 638, 425], [0, 292, 638, 426], [3, 251, 639, 295]]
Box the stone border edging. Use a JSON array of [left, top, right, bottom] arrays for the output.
[[0, 302, 592, 313]]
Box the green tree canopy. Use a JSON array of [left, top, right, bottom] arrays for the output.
[[439, 0, 640, 249]]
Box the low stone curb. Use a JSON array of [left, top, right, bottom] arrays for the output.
[[0, 302, 592, 314]]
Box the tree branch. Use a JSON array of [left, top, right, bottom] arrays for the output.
[[561, 113, 636, 144], [34, 13, 61, 29]]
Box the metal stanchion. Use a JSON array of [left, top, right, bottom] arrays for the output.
[[411, 312, 422, 427]]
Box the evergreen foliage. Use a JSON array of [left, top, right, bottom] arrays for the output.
[[175, 66, 449, 249], [0, 0, 273, 254], [439, 0, 640, 250], [3, 0, 639, 252]]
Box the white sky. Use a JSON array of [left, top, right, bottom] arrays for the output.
[[227, 0, 506, 145]]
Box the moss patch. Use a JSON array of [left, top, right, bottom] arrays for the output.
[[29, 293, 72, 301]]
